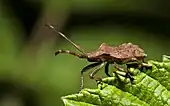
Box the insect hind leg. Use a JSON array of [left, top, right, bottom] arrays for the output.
[[114, 65, 134, 82], [55, 50, 87, 58], [126, 61, 152, 71]]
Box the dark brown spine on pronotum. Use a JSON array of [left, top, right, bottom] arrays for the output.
[[45, 23, 152, 91]]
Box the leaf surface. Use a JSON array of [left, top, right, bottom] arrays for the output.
[[62, 55, 170, 106]]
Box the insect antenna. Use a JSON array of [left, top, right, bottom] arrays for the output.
[[45, 23, 87, 55]]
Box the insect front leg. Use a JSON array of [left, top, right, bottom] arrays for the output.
[[89, 63, 105, 80], [80, 62, 103, 91], [55, 50, 87, 58]]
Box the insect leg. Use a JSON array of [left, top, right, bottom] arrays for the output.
[[55, 50, 87, 58], [126, 61, 152, 70], [104, 62, 112, 77], [141, 62, 152, 68], [80, 62, 102, 91], [114, 65, 134, 81], [89, 63, 105, 80], [126, 61, 140, 69]]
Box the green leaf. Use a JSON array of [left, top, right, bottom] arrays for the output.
[[61, 55, 170, 106], [144, 55, 170, 90]]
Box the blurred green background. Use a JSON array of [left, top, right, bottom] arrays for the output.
[[0, 0, 170, 106]]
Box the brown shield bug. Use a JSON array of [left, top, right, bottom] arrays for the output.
[[46, 23, 151, 90]]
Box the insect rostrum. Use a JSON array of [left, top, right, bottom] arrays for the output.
[[46, 23, 151, 91]]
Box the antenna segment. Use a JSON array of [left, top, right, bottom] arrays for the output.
[[45, 23, 86, 55]]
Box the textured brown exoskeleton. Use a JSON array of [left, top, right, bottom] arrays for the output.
[[46, 23, 151, 90]]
